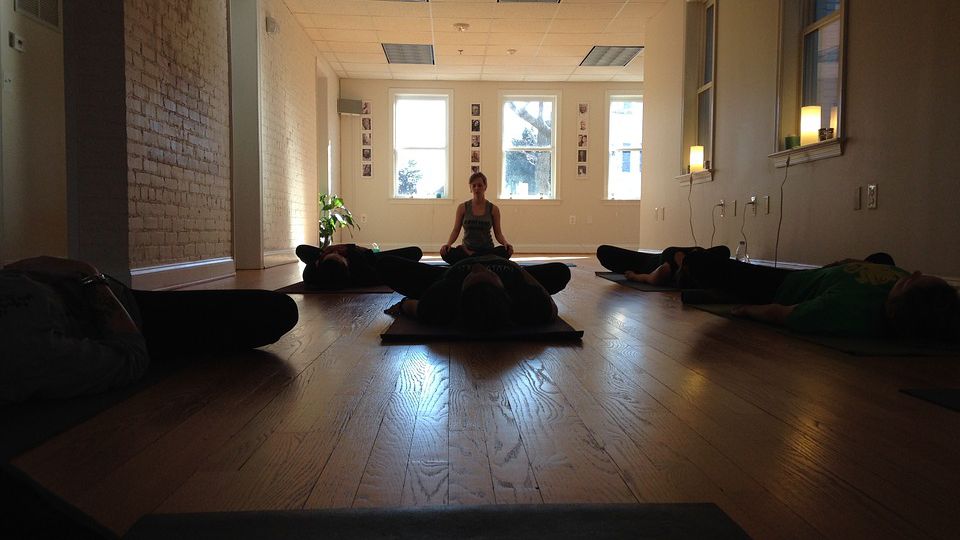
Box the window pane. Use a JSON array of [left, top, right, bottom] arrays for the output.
[[703, 4, 714, 85], [697, 88, 713, 157], [396, 98, 446, 148], [805, 0, 840, 25], [608, 99, 642, 200], [395, 149, 447, 198], [801, 19, 840, 129], [503, 150, 552, 198], [503, 100, 553, 147]]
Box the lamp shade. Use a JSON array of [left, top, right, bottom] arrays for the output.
[[689, 146, 704, 172], [800, 106, 822, 146]]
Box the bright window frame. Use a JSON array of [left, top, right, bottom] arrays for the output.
[[499, 92, 560, 200], [605, 94, 643, 201], [390, 89, 452, 199]]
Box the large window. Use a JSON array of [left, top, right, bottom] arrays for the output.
[[392, 92, 450, 198], [773, 0, 845, 164], [501, 95, 557, 199], [680, 0, 717, 177], [607, 96, 643, 200]]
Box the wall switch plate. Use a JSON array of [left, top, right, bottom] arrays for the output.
[[732, 199, 738, 217], [660, 207, 665, 221], [8, 32, 25, 52], [854, 186, 862, 210], [719, 199, 725, 218], [866, 184, 878, 209], [762, 195, 771, 214], [569, 215, 576, 225], [749, 195, 757, 215]]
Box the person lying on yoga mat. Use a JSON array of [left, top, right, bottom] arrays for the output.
[[597, 244, 731, 286], [0, 256, 299, 402], [295, 243, 422, 290], [378, 254, 570, 331], [440, 172, 513, 265], [678, 250, 959, 339]]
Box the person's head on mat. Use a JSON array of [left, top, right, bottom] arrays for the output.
[[317, 253, 351, 289], [885, 272, 960, 339], [459, 263, 513, 331]]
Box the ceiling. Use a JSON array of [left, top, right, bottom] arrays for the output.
[[280, 0, 667, 82]]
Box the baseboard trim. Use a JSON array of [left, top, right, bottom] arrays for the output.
[[264, 248, 298, 268], [130, 257, 236, 290]]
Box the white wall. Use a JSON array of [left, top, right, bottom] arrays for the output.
[[0, 4, 66, 264], [641, 0, 960, 278], [338, 79, 643, 253]]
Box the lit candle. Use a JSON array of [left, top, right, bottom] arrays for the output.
[[800, 105, 821, 146], [689, 146, 704, 173]]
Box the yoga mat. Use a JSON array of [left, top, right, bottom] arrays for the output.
[[125, 503, 749, 540], [274, 281, 394, 294], [0, 362, 177, 462], [425, 261, 577, 267], [381, 316, 583, 342], [900, 389, 960, 412], [595, 271, 678, 292], [687, 303, 960, 357]]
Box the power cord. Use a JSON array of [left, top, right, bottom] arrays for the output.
[[709, 203, 723, 248], [687, 178, 698, 246], [773, 155, 792, 268]]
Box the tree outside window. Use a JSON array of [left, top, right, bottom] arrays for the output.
[[607, 97, 642, 200], [501, 98, 556, 199]]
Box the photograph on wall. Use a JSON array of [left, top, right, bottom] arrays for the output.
[[361, 132, 371, 146], [471, 150, 480, 163], [362, 117, 371, 130], [578, 103, 589, 116], [577, 164, 587, 177], [578, 134, 587, 147], [471, 103, 480, 116], [578, 150, 587, 163], [578, 103, 589, 132], [471, 165, 480, 174], [471, 119, 481, 132], [362, 148, 372, 162], [471, 135, 480, 148], [362, 164, 372, 177], [362, 101, 371, 115]]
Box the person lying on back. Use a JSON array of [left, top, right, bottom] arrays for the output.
[[295, 243, 422, 290]]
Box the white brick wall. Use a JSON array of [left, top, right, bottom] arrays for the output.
[[125, 0, 231, 267], [260, 0, 318, 253]]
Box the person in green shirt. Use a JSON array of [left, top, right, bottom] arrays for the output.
[[679, 251, 959, 339]]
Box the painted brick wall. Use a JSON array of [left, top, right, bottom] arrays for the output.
[[260, 0, 318, 255], [125, 0, 231, 267]]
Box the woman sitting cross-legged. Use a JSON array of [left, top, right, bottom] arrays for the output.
[[597, 244, 731, 287], [377, 254, 570, 332], [295, 243, 422, 290], [440, 171, 513, 265]]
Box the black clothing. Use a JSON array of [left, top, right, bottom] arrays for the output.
[[296, 244, 422, 289], [441, 245, 510, 265]]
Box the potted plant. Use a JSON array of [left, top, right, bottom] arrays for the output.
[[318, 193, 359, 247]]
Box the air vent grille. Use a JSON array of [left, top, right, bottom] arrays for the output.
[[15, 0, 61, 31]]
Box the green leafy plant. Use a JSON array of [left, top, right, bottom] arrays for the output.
[[318, 193, 359, 246]]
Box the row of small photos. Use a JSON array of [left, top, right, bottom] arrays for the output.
[[577, 102, 588, 178], [470, 103, 481, 174], [360, 100, 372, 177]]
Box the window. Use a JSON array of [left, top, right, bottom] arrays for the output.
[[607, 96, 643, 200], [501, 95, 557, 199], [773, 0, 845, 164], [392, 91, 450, 198], [680, 0, 717, 177]]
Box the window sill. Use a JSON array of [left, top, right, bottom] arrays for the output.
[[389, 197, 455, 205], [495, 198, 562, 206], [769, 138, 842, 167], [601, 199, 641, 205], [675, 169, 714, 186]]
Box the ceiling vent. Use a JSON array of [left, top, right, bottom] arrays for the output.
[[382, 43, 435, 65], [15, 0, 61, 30], [580, 46, 644, 67]]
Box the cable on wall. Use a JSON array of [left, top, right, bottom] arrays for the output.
[[687, 178, 698, 246], [709, 203, 722, 248], [773, 155, 792, 267]]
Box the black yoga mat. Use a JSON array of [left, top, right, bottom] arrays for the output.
[[274, 281, 394, 294], [124, 503, 749, 540], [900, 389, 960, 412], [424, 261, 577, 267], [595, 271, 679, 291], [381, 316, 583, 342], [687, 303, 960, 357]]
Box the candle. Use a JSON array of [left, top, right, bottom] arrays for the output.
[[689, 146, 704, 173], [800, 105, 822, 146]]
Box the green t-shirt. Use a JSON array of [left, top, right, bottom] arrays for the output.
[[775, 263, 908, 337]]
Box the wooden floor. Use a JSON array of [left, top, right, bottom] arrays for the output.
[[14, 255, 960, 538]]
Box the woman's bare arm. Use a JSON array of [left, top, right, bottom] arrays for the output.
[[441, 204, 466, 256], [491, 205, 513, 256]]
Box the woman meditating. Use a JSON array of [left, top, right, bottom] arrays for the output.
[[440, 172, 513, 265]]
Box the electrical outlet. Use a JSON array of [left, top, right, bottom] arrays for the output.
[[359, 213, 368, 223], [866, 184, 878, 209], [854, 186, 862, 210], [731, 199, 738, 217], [660, 207, 666, 221], [654, 207, 660, 221], [749, 195, 757, 216], [569, 215, 576, 225], [719, 199, 725, 218], [762, 195, 770, 214]]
